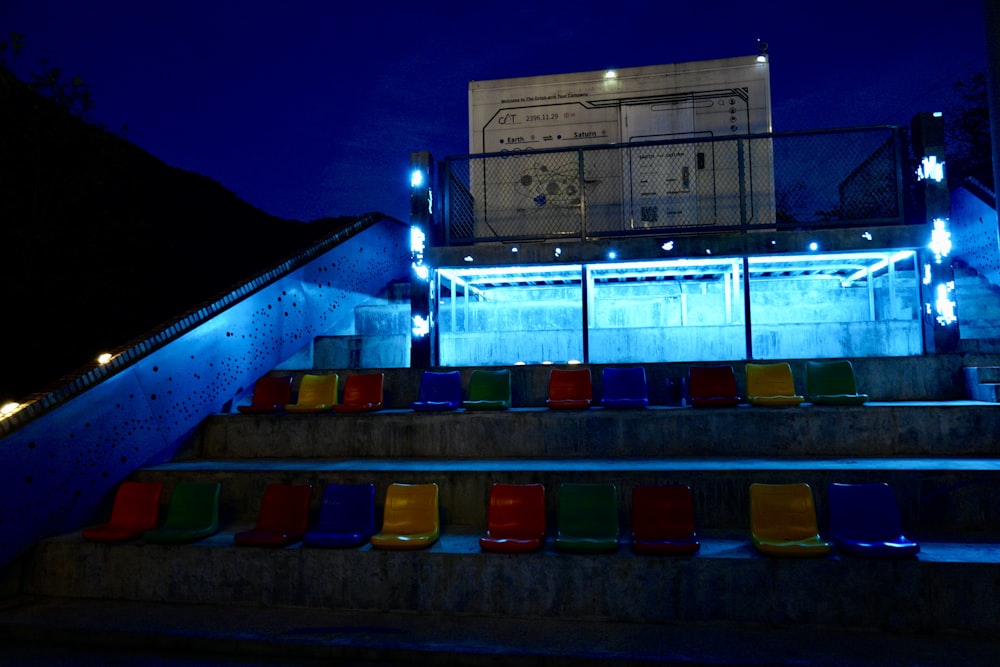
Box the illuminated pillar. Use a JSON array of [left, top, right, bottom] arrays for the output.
[[911, 113, 960, 353], [410, 151, 434, 367]]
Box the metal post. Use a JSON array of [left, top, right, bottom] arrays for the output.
[[409, 151, 434, 368]]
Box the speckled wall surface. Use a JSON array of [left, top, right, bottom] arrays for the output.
[[0, 218, 410, 568]]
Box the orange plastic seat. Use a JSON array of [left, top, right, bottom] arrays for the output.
[[631, 485, 700, 555], [332, 373, 384, 413], [285, 373, 339, 413], [479, 483, 546, 553], [235, 483, 313, 547], [237, 375, 293, 413], [688, 364, 741, 408], [749, 483, 831, 557], [746, 363, 803, 407], [546, 368, 592, 410], [82, 481, 163, 542], [370, 483, 440, 550]]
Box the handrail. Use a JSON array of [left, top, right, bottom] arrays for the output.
[[0, 211, 399, 437]]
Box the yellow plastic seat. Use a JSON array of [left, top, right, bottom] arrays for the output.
[[749, 483, 831, 557], [370, 483, 440, 550], [285, 373, 339, 413], [746, 363, 804, 407]]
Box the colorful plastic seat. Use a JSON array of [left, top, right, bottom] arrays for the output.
[[749, 482, 831, 557], [688, 364, 741, 408], [235, 483, 313, 547], [304, 482, 377, 548], [237, 375, 293, 413], [410, 370, 462, 412], [143, 481, 221, 544], [285, 373, 339, 413], [370, 483, 440, 550], [745, 363, 804, 407], [332, 373, 384, 413], [462, 369, 512, 410], [82, 481, 163, 542], [630, 484, 700, 555], [546, 368, 592, 410], [828, 482, 919, 558], [805, 360, 869, 405], [600, 366, 649, 409], [479, 483, 546, 553], [554, 482, 619, 553]]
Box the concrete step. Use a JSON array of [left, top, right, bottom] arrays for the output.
[[963, 366, 1000, 401], [4, 596, 999, 667], [16, 530, 1000, 636]]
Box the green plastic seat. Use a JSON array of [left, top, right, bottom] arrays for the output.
[[554, 482, 619, 553], [143, 481, 221, 544], [805, 360, 869, 405], [462, 369, 512, 410], [749, 482, 831, 557]]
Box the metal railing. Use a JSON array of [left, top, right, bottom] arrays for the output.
[[441, 126, 907, 245]]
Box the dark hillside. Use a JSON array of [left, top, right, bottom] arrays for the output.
[[0, 66, 353, 401]]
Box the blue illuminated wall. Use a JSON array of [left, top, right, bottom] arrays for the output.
[[0, 216, 410, 568]]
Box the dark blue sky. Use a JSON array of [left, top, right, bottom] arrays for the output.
[[1, 1, 988, 222]]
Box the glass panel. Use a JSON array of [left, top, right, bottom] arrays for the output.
[[436, 264, 584, 366], [747, 251, 921, 359], [588, 258, 747, 363]]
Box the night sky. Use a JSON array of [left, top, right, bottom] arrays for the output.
[[0, 1, 988, 223]]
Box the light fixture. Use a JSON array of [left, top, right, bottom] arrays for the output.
[[97, 353, 113, 365], [463, 256, 474, 262], [511, 246, 518, 254], [661, 241, 674, 251], [756, 40, 768, 63], [862, 232, 873, 241], [808, 242, 819, 251], [608, 251, 617, 260], [410, 169, 424, 188], [554, 247, 562, 258], [605, 70, 617, 79], [0, 402, 21, 418]]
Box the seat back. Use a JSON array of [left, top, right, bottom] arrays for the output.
[[249, 376, 293, 408], [466, 369, 512, 406], [342, 373, 384, 406], [548, 368, 592, 402], [631, 484, 696, 541], [746, 363, 797, 397], [164, 481, 220, 531], [557, 482, 618, 539], [415, 371, 462, 404], [485, 483, 546, 540], [254, 483, 313, 534], [601, 367, 648, 406], [316, 482, 376, 535], [688, 365, 739, 403], [380, 483, 439, 535], [293, 373, 339, 406], [750, 483, 821, 542], [107, 481, 163, 530], [806, 360, 859, 398], [828, 482, 905, 542]]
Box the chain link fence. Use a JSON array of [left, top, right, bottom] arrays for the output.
[[441, 126, 905, 245]]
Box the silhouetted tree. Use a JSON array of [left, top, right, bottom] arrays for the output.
[[945, 72, 992, 187]]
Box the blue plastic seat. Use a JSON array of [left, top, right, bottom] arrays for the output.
[[304, 482, 376, 548], [828, 482, 920, 558], [600, 366, 649, 409], [410, 370, 462, 412]]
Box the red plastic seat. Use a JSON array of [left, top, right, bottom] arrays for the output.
[[688, 364, 741, 408], [82, 481, 163, 542], [332, 373, 384, 413], [546, 368, 592, 410], [237, 375, 293, 413], [631, 485, 700, 555], [479, 483, 546, 553], [235, 483, 313, 547]]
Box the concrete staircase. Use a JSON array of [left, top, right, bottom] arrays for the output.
[[3, 361, 1000, 664]]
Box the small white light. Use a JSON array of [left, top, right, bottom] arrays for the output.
[[514, 361, 527, 366], [756, 54, 767, 63], [542, 360, 553, 365], [608, 251, 617, 260], [809, 242, 819, 251], [463, 255, 474, 262], [410, 169, 424, 188], [554, 247, 562, 257], [567, 359, 581, 365], [97, 353, 113, 365], [706, 249, 712, 255], [605, 70, 617, 79], [862, 232, 873, 241], [511, 246, 518, 253], [0, 402, 21, 417], [661, 241, 674, 251], [412, 315, 430, 337], [933, 111, 943, 117]]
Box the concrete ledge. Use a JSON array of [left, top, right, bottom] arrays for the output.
[[19, 531, 1000, 635]]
